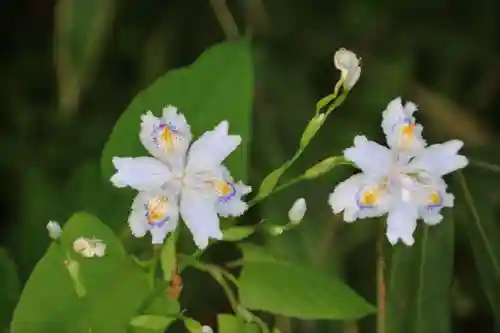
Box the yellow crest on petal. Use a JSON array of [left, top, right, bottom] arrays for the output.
[[146, 196, 169, 225]]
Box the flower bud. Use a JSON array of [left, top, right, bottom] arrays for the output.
[[334, 48, 361, 90], [202, 326, 213, 333], [288, 198, 306, 224], [46, 220, 62, 240]]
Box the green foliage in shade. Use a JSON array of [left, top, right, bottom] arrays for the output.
[[101, 37, 254, 182], [386, 212, 454, 333], [10, 212, 151, 333], [0, 249, 20, 331], [217, 314, 260, 333], [238, 244, 376, 320], [455, 171, 500, 326], [54, 0, 116, 116]]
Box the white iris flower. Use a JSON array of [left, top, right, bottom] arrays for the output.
[[329, 98, 468, 246], [110, 106, 251, 249]]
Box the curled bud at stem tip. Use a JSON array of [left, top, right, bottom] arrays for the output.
[[334, 48, 361, 90]]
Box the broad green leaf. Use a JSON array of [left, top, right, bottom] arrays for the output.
[[183, 317, 203, 333], [223, 226, 256, 241], [386, 212, 454, 333], [217, 314, 260, 333], [10, 212, 150, 333], [0, 249, 20, 330], [130, 315, 176, 331], [85, 260, 150, 333], [55, 0, 116, 117], [101, 37, 253, 182], [161, 234, 176, 281], [144, 297, 181, 317], [238, 246, 375, 320], [11, 242, 83, 333], [61, 214, 150, 333], [239, 243, 279, 263], [455, 171, 500, 324]]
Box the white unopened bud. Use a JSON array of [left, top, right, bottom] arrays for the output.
[[46, 220, 62, 240], [201, 326, 213, 333], [334, 48, 361, 90], [73, 237, 106, 258], [288, 198, 306, 224]]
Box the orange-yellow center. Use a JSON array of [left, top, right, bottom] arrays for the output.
[[429, 191, 441, 205], [160, 127, 176, 150], [147, 197, 168, 224], [360, 189, 379, 206], [215, 180, 233, 197], [401, 121, 415, 138]]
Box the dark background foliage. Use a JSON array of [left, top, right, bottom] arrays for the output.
[[1, 0, 499, 332]]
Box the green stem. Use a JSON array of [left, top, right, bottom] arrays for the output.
[[248, 174, 305, 208], [376, 219, 386, 333], [250, 90, 350, 209], [471, 159, 500, 173]]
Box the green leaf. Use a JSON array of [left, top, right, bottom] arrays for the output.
[[299, 114, 325, 149], [316, 93, 336, 112], [130, 315, 176, 331], [238, 246, 375, 320], [54, 0, 116, 117], [101, 37, 253, 182], [10, 212, 150, 333], [455, 171, 500, 325], [161, 234, 176, 282], [256, 162, 292, 200], [223, 226, 256, 241], [0, 249, 20, 330], [217, 314, 260, 333], [302, 156, 349, 180], [144, 297, 181, 317], [183, 317, 203, 333], [386, 212, 454, 333], [63, 214, 150, 333], [84, 260, 150, 333], [239, 243, 279, 263]]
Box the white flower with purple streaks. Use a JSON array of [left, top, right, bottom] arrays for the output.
[[110, 105, 251, 249], [328, 98, 468, 246]]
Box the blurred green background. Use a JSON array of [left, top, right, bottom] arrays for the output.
[[1, 0, 500, 332]]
